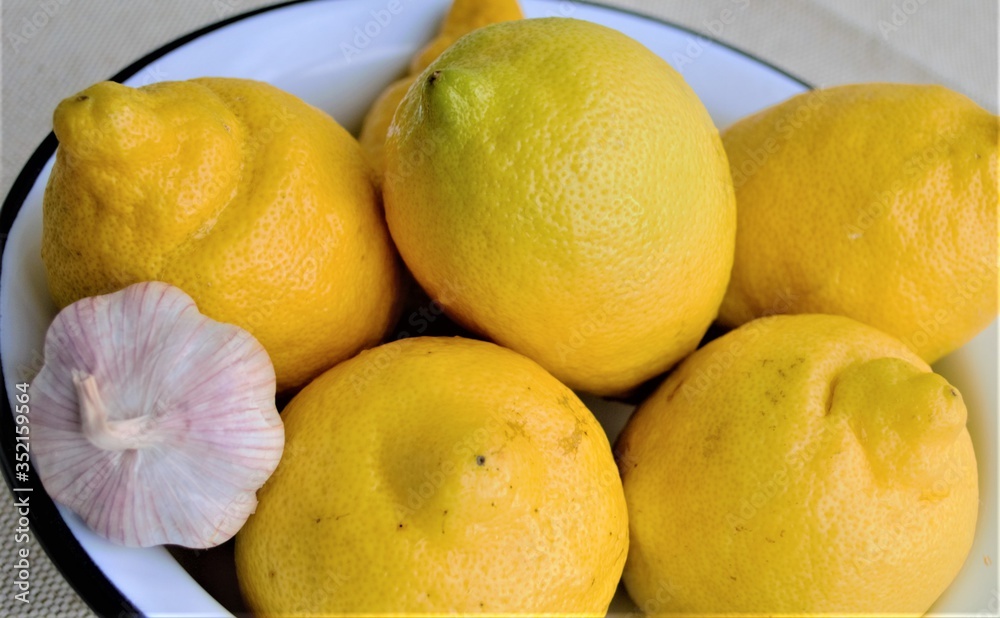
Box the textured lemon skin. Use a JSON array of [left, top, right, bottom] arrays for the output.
[[384, 18, 736, 397], [360, 76, 416, 179], [236, 337, 628, 616], [617, 314, 978, 615], [719, 84, 998, 363], [408, 0, 525, 75], [359, 0, 523, 178], [42, 78, 402, 391]]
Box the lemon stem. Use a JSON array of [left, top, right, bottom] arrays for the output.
[[75, 370, 151, 451]]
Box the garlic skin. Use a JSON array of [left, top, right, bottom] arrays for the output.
[[30, 281, 284, 548]]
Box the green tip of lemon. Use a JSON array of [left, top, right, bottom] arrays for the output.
[[421, 67, 493, 128]]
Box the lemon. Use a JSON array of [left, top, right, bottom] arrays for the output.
[[616, 314, 978, 615], [235, 337, 628, 615], [42, 78, 402, 391], [358, 0, 523, 178], [408, 0, 524, 75], [359, 76, 416, 179], [384, 18, 736, 396], [719, 84, 998, 363]]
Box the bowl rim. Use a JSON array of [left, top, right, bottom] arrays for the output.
[[0, 1, 810, 615]]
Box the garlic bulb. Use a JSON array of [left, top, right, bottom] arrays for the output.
[[30, 281, 284, 548]]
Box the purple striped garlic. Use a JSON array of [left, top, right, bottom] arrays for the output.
[[30, 281, 284, 548]]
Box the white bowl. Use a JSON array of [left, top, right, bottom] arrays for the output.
[[1, 1, 995, 615]]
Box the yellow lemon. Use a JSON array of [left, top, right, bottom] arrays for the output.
[[719, 84, 998, 363], [407, 0, 525, 75], [616, 314, 978, 615], [359, 0, 523, 178], [359, 76, 416, 179], [42, 78, 402, 391], [235, 337, 628, 615], [384, 18, 736, 396]]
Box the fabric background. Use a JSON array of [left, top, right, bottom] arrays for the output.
[[0, 1, 996, 616]]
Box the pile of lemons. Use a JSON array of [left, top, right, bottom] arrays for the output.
[[40, 0, 995, 615]]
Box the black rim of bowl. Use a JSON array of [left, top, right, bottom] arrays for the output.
[[0, 1, 811, 616]]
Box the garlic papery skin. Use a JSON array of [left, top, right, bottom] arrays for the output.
[[30, 281, 284, 548]]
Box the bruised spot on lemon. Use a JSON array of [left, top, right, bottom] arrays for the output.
[[617, 314, 978, 615], [235, 337, 628, 616]]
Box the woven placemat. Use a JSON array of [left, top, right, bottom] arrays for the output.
[[1, 1, 995, 616]]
